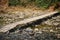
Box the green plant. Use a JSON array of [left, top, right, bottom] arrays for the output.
[[9, 0, 20, 6], [9, 0, 60, 9], [35, 0, 51, 8]]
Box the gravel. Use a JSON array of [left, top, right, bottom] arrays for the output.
[[3, 28, 59, 40], [0, 10, 44, 26], [44, 15, 60, 26], [0, 11, 60, 40]]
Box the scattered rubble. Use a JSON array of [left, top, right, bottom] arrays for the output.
[[0, 10, 60, 40]]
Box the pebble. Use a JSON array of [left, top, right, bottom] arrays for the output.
[[25, 27, 33, 32], [34, 28, 39, 32], [52, 22, 59, 26], [50, 29, 54, 32], [57, 34, 60, 38]]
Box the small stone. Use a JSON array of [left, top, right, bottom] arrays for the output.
[[34, 28, 39, 32], [57, 34, 60, 38], [53, 22, 59, 26], [38, 31, 42, 34], [8, 19, 11, 21], [35, 25, 38, 27], [50, 29, 53, 32], [25, 27, 33, 32]]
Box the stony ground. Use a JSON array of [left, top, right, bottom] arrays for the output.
[[0, 8, 60, 40], [0, 9, 47, 27], [0, 13, 60, 40]]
